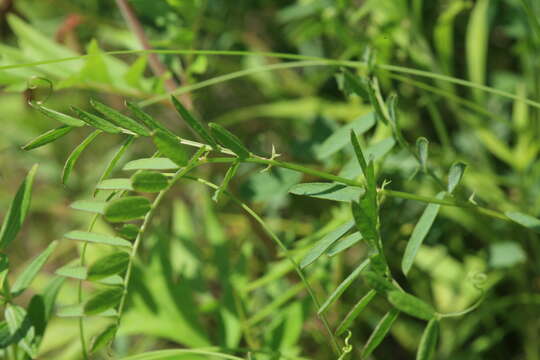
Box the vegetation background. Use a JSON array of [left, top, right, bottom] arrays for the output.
[[0, 0, 539, 359]]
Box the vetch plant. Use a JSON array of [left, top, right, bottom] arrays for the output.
[[20, 62, 540, 360]]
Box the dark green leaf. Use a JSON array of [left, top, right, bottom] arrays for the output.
[[131, 171, 169, 193], [417, 318, 439, 360], [402, 192, 445, 276], [62, 129, 102, 184], [289, 182, 364, 202], [33, 104, 85, 127], [209, 122, 250, 158], [300, 221, 354, 269], [0, 321, 14, 348], [171, 96, 217, 148], [387, 291, 436, 321], [447, 161, 467, 194], [91, 324, 117, 353], [22, 125, 73, 151], [104, 196, 151, 222], [71, 107, 121, 134], [336, 290, 376, 336], [84, 287, 123, 315], [341, 70, 370, 100], [152, 129, 188, 166], [361, 309, 400, 358], [0, 164, 38, 250], [5, 304, 36, 357], [363, 271, 396, 294], [88, 252, 130, 281], [64, 231, 133, 247], [117, 224, 139, 241], [90, 99, 150, 136], [505, 211, 540, 234], [11, 241, 58, 297]]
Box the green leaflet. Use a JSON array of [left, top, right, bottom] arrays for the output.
[[87, 252, 130, 281], [505, 211, 540, 234], [33, 104, 85, 127], [131, 171, 169, 193], [326, 232, 363, 257], [5, 304, 36, 357], [123, 157, 179, 171], [11, 241, 58, 297], [417, 318, 439, 360], [361, 308, 400, 358], [70, 199, 108, 214], [94, 136, 136, 196], [104, 196, 152, 223], [209, 122, 250, 158], [300, 220, 354, 269], [0, 321, 13, 348], [84, 287, 123, 315], [22, 125, 73, 151], [117, 224, 139, 241], [447, 162, 466, 194], [70, 107, 121, 134], [402, 191, 446, 275], [318, 259, 369, 314], [97, 178, 133, 191], [90, 99, 150, 136], [336, 289, 376, 336], [152, 129, 189, 166], [416, 137, 429, 171], [0, 164, 38, 250], [387, 291, 436, 321], [171, 96, 218, 148], [91, 324, 118, 353], [62, 129, 102, 184], [289, 182, 364, 202], [64, 231, 133, 247], [316, 112, 376, 159], [56, 265, 87, 280], [57, 304, 117, 318], [363, 271, 396, 294], [126, 101, 176, 137], [341, 70, 370, 101], [351, 200, 379, 252]]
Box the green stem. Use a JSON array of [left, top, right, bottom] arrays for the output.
[[186, 176, 342, 356], [115, 147, 207, 328]]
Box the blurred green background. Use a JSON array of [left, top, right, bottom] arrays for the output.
[[0, 0, 539, 359]]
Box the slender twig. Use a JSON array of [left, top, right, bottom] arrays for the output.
[[115, 0, 180, 94]]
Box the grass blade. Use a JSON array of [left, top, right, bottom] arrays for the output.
[[0, 164, 38, 250]]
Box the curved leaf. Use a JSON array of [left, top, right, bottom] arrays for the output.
[[22, 125, 73, 151], [362, 309, 400, 358], [71, 107, 121, 134], [11, 241, 58, 297], [62, 129, 102, 184]]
